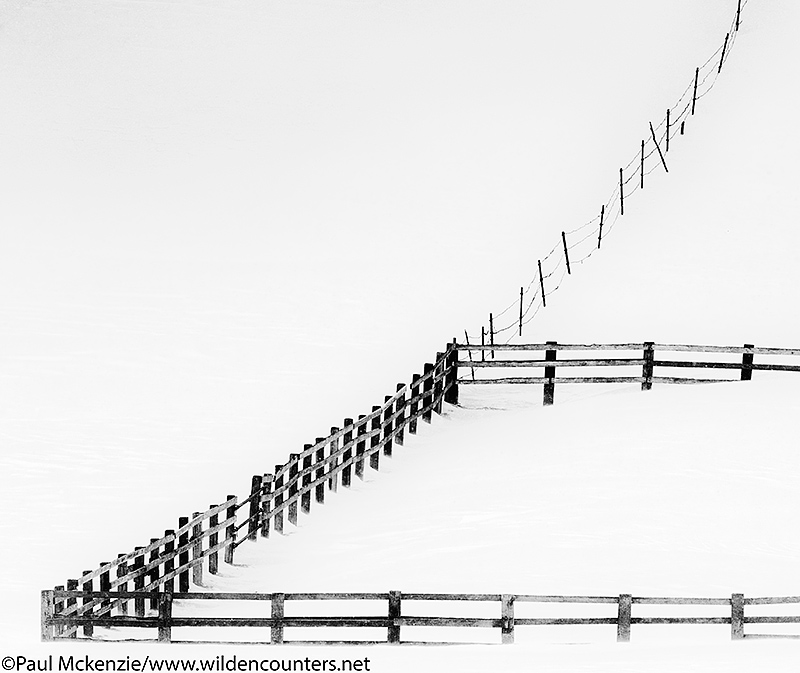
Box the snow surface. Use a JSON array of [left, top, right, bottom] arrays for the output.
[[2, 0, 800, 669]]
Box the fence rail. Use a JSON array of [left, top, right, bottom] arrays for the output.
[[456, 341, 800, 405], [42, 590, 800, 644]]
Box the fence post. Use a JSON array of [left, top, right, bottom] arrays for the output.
[[342, 420, 354, 488], [409, 374, 421, 435], [383, 396, 393, 457], [271, 593, 285, 644], [395, 384, 406, 446], [163, 532, 175, 593], [501, 594, 515, 644], [423, 363, 434, 422], [328, 429, 340, 493], [261, 475, 274, 538], [444, 340, 459, 405], [288, 455, 300, 526], [100, 563, 111, 615], [731, 593, 745, 640], [642, 342, 654, 391], [433, 353, 444, 415], [157, 592, 173, 643], [149, 540, 160, 610], [370, 406, 381, 471], [315, 439, 326, 504], [116, 555, 128, 616], [66, 579, 78, 639], [192, 513, 203, 586], [355, 416, 367, 480], [249, 475, 263, 539], [274, 468, 285, 534], [388, 591, 402, 644], [81, 571, 94, 638], [301, 447, 313, 514], [741, 344, 754, 381], [543, 341, 557, 406], [208, 511, 219, 574], [224, 496, 237, 564], [41, 590, 55, 641], [179, 517, 190, 593], [617, 594, 632, 642], [53, 585, 65, 637], [133, 549, 145, 617]]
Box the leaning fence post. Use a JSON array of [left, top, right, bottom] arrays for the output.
[[100, 563, 111, 615], [81, 571, 94, 638], [224, 495, 237, 564], [617, 594, 632, 642], [261, 475, 274, 538], [642, 342, 655, 391], [422, 363, 434, 423], [133, 549, 145, 617], [192, 512, 203, 586], [66, 579, 78, 638], [543, 341, 557, 406], [41, 590, 55, 641], [444, 340, 459, 405], [274, 468, 285, 533], [157, 592, 173, 643], [370, 407, 381, 471], [382, 397, 393, 458], [301, 448, 313, 515], [395, 384, 406, 445], [741, 344, 754, 381], [179, 517, 190, 593], [433, 353, 445, 415], [149, 540, 160, 610], [208, 510, 219, 573], [731, 593, 745, 640], [355, 416, 367, 480], [249, 475, 263, 539], [501, 594, 515, 644], [328, 429, 340, 492], [271, 593, 285, 644], [409, 375, 421, 435], [388, 591, 402, 644], [288, 455, 300, 525], [116, 556, 128, 616], [342, 420, 354, 487], [315, 439, 326, 504], [164, 531, 175, 593]]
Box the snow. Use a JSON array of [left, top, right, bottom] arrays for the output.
[[2, 0, 800, 669]]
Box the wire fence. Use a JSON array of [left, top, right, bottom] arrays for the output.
[[467, 0, 748, 348]]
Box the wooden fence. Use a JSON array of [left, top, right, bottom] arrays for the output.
[[456, 342, 800, 405], [44, 343, 460, 639], [41, 590, 800, 644]]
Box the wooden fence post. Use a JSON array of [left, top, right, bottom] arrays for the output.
[[179, 517, 190, 593], [328, 429, 340, 493], [342, 420, 354, 488], [617, 594, 632, 642], [395, 384, 406, 446], [53, 585, 65, 637], [149, 540, 160, 610], [164, 532, 175, 593], [409, 375, 421, 435], [444, 340, 459, 405], [731, 593, 745, 640], [116, 555, 128, 616], [423, 363, 434, 423], [41, 590, 54, 641], [388, 591, 402, 644], [543, 341, 557, 406], [157, 592, 173, 643], [741, 344, 754, 381], [642, 342, 655, 391], [66, 579, 78, 638], [433, 353, 444, 415], [355, 416, 367, 480], [261, 475, 274, 538], [501, 594, 515, 644], [288, 455, 300, 525], [192, 512, 203, 586], [274, 468, 285, 534], [224, 495, 237, 564], [315, 439, 326, 504], [133, 549, 145, 617], [208, 511, 219, 574], [370, 406, 381, 471], [100, 563, 111, 615], [249, 475, 263, 539], [383, 396, 394, 457], [271, 593, 285, 644], [81, 571, 93, 638], [301, 448, 313, 515]]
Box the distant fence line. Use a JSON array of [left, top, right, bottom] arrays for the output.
[[42, 589, 800, 644], [468, 0, 748, 346]]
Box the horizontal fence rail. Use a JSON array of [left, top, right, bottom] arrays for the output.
[[42, 590, 800, 644], [455, 342, 800, 405]]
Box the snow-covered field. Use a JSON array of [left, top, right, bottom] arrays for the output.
[[2, 0, 800, 669]]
